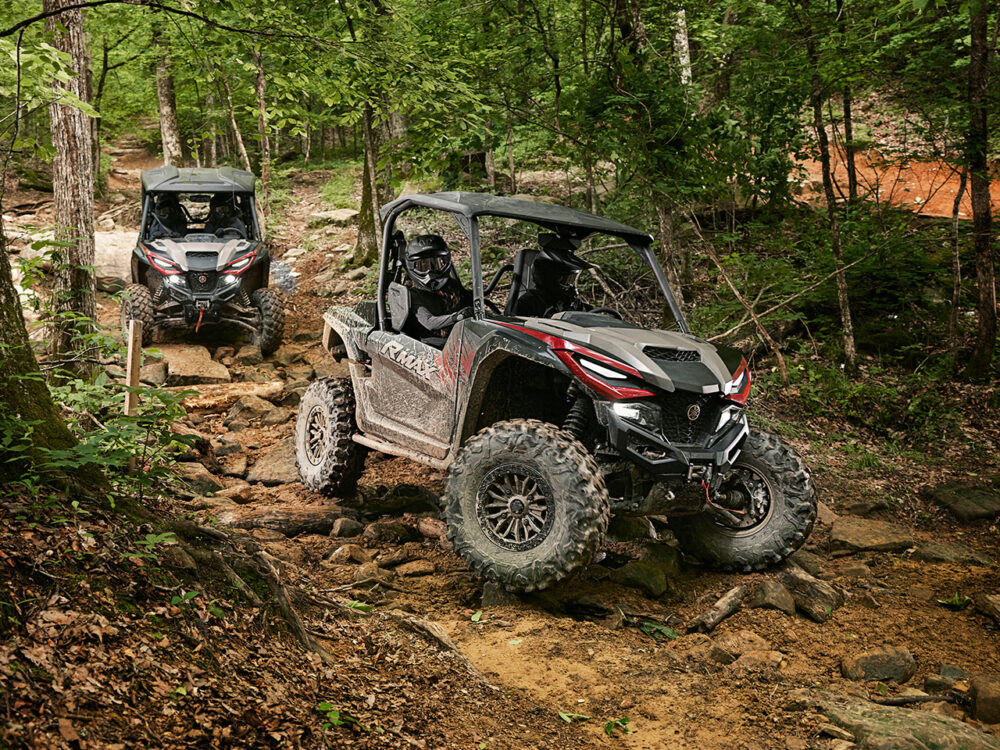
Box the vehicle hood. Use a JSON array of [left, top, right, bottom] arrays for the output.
[[520, 312, 745, 394], [143, 238, 257, 271]]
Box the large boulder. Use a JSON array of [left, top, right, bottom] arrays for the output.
[[841, 647, 917, 683], [246, 438, 299, 486], [912, 541, 993, 566], [925, 481, 1000, 522], [971, 675, 1000, 724], [175, 462, 225, 495], [788, 689, 1000, 750], [307, 208, 359, 227], [779, 567, 843, 622], [225, 394, 275, 425], [159, 345, 231, 386], [830, 517, 914, 553]]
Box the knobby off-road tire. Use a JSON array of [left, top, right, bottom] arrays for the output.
[[252, 287, 285, 355], [295, 378, 366, 495], [120, 283, 154, 346], [671, 429, 816, 572], [444, 419, 610, 592]]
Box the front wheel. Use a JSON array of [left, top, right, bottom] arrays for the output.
[[443, 419, 610, 592], [252, 287, 285, 355], [120, 283, 154, 346], [295, 379, 366, 495], [670, 430, 816, 572]]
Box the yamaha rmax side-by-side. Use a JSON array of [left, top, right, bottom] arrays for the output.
[[120, 166, 284, 353], [295, 192, 816, 592]]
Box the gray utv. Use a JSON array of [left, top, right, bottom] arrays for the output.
[[295, 192, 815, 592], [120, 166, 284, 353]]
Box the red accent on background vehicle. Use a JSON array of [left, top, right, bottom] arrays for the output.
[[726, 358, 751, 405], [495, 321, 656, 400], [222, 250, 257, 275], [141, 244, 181, 275]]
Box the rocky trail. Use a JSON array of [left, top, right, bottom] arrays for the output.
[[4, 156, 1000, 748]]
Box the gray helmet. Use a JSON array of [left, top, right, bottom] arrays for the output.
[[404, 235, 453, 292]]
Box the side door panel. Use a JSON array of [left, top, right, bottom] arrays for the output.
[[354, 327, 465, 458]]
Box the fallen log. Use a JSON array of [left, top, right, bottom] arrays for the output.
[[687, 585, 746, 633], [214, 504, 344, 537]]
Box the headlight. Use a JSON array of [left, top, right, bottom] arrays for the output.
[[220, 274, 239, 286], [612, 401, 661, 430], [223, 250, 256, 275]]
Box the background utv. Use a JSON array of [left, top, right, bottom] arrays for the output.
[[120, 166, 284, 354], [295, 192, 816, 592]]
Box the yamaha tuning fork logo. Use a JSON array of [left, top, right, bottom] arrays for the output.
[[686, 404, 701, 421]]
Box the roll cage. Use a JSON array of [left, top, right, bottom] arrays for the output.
[[375, 191, 690, 334]]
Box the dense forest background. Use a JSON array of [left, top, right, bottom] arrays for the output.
[[1, 1, 1000, 746]]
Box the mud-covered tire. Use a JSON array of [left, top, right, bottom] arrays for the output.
[[252, 287, 284, 355], [671, 430, 816, 572], [295, 378, 366, 495], [120, 283, 154, 346], [444, 419, 610, 592]]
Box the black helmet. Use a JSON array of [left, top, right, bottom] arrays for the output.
[[404, 234, 453, 292], [533, 233, 592, 295]]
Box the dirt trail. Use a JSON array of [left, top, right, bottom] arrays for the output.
[[6, 147, 1000, 748]]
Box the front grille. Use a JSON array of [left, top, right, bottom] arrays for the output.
[[188, 271, 217, 293], [645, 346, 701, 362], [659, 393, 723, 445]]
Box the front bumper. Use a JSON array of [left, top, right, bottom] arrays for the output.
[[600, 402, 749, 478], [156, 274, 248, 326]]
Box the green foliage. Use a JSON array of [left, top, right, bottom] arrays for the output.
[[558, 711, 590, 723], [604, 717, 633, 736]]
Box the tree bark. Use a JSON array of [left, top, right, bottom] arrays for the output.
[[842, 88, 857, 201], [655, 201, 685, 310], [152, 21, 182, 166], [965, 0, 996, 380], [0, 211, 102, 487], [804, 13, 857, 369], [218, 67, 252, 173], [949, 165, 969, 346], [347, 106, 382, 268], [45, 0, 96, 369], [252, 48, 271, 220]]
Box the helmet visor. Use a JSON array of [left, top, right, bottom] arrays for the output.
[[412, 256, 449, 274]]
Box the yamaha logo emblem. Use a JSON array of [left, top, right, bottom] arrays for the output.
[[687, 404, 701, 421], [198, 274, 208, 284]]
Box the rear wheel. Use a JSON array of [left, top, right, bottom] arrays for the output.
[[252, 287, 284, 355], [670, 430, 816, 571], [120, 283, 154, 346], [444, 419, 610, 592], [295, 378, 366, 495]]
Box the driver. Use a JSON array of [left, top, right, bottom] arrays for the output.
[[402, 234, 473, 346], [514, 234, 593, 318], [205, 194, 246, 237], [149, 194, 186, 238]]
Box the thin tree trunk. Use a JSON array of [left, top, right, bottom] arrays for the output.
[[218, 67, 251, 173], [206, 90, 218, 167], [965, 0, 996, 380], [655, 201, 685, 310], [152, 21, 182, 166], [843, 88, 858, 201], [949, 166, 969, 346], [361, 104, 382, 231], [673, 10, 692, 85], [804, 17, 857, 369], [251, 49, 271, 218], [348, 155, 380, 268], [505, 103, 517, 193], [44, 0, 96, 370]]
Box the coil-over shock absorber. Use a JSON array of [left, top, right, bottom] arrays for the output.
[[562, 383, 592, 441]]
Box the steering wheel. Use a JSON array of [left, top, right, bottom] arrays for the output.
[[216, 226, 246, 240], [589, 306, 624, 320]]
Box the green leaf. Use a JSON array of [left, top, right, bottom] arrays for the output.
[[558, 712, 590, 723], [471, 610, 483, 622]]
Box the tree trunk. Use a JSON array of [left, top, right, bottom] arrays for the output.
[[152, 22, 182, 166], [252, 49, 271, 220], [348, 153, 380, 268], [484, 120, 496, 190], [804, 21, 857, 369], [842, 88, 858, 201], [206, 90, 218, 167], [505, 103, 517, 193], [218, 67, 252, 173], [44, 0, 97, 369], [655, 201, 685, 310], [0, 210, 102, 487], [673, 10, 692, 85], [949, 166, 969, 346], [965, 0, 996, 380]]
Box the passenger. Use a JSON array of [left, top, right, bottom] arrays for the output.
[[148, 194, 186, 238], [514, 234, 593, 318]]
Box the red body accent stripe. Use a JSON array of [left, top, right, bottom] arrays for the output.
[[494, 321, 655, 400], [222, 250, 257, 276], [726, 357, 752, 405]]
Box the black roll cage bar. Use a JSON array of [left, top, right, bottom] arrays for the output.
[[375, 198, 690, 335]]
